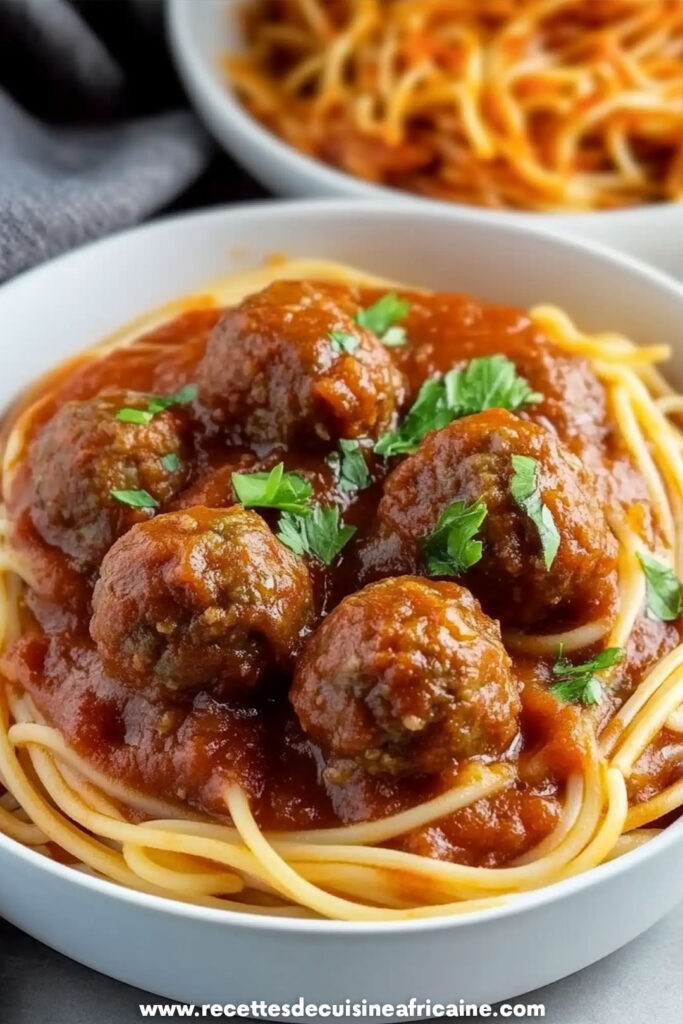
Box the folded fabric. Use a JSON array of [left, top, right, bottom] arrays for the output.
[[0, 0, 211, 281]]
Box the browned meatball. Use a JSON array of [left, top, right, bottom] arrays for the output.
[[30, 391, 189, 570], [197, 280, 405, 445], [91, 506, 314, 698], [292, 577, 520, 778], [378, 409, 618, 627]]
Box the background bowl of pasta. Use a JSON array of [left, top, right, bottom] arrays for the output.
[[0, 199, 683, 1008], [167, 0, 683, 276]]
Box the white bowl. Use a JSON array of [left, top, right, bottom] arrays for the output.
[[167, 0, 683, 278], [0, 200, 682, 1010]]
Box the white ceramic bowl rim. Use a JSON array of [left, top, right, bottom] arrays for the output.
[[166, 0, 682, 226], [1, 198, 682, 936]]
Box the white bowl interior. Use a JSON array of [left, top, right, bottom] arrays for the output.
[[167, 0, 683, 277], [1, 201, 683, 1008]]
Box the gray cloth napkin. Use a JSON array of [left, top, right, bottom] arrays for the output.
[[0, 0, 212, 282]]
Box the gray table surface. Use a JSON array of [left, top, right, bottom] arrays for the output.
[[1, 156, 682, 1024]]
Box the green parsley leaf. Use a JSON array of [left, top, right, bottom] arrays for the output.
[[375, 377, 453, 457], [375, 355, 541, 457], [116, 384, 197, 426], [275, 511, 308, 557], [327, 439, 371, 492], [355, 293, 411, 338], [160, 453, 182, 473], [116, 408, 154, 425], [420, 498, 488, 577], [329, 330, 359, 355], [509, 454, 560, 570], [276, 506, 356, 565], [146, 383, 198, 414], [444, 355, 542, 417], [232, 463, 313, 515], [110, 488, 158, 509], [551, 674, 602, 706], [637, 551, 683, 621], [550, 646, 625, 706], [380, 325, 408, 348]]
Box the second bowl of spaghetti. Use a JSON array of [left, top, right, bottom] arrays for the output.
[[168, 0, 683, 274]]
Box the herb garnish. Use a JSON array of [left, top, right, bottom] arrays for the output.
[[420, 498, 488, 577], [375, 378, 451, 457], [116, 384, 197, 425], [110, 489, 159, 509], [277, 505, 356, 565], [355, 293, 410, 347], [445, 354, 542, 416], [550, 646, 626, 706], [329, 331, 359, 355], [375, 355, 541, 457], [509, 454, 560, 570], [637, 552, 683, 621], [327, 439, 371, 492], [146, 383, 198, 413], [116, 408, 154, 425], [380, 326, 408, 348], [160, 453, 182, 473], [232, 463, 313, 516]]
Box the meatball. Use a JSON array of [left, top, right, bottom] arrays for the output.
[[91, 506, 314, 698], [197, 280, 405, 445], [30, 391, 189, 570], [291, 577, 521, 778], [378, 409, 618, 627]]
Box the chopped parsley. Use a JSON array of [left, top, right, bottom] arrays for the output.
[[277, 505, 356, 565], [509, 454, 560, 570], [375, 378, 453, 457], [550, 646, 626, 706], [420, 498, 487, 577], [232, 463, 313, 516], [637, 552, 683, 622], [110, 488, 158, 509], [327, 439, 371, 492], [380, 325, 408, 348], [116, 408, 154, 425], [445, 354, 542, 417], [375, 355, 541, 457], [146, 384, 198, 413], [116, 384, 197, 425], [329, 331, 359, 355], [160, 453, 182, 473], [355, 293, 410, 347]]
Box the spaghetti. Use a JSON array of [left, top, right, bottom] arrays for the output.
[[0, 259, 681, 921], [226, 0, 683, 212]]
